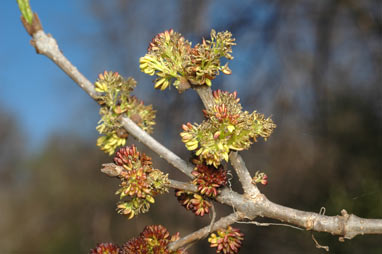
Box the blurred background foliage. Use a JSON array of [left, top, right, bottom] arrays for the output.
[[1, 0, 381, 253]]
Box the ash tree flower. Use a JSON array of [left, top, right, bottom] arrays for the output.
[[175, 189, 212, 217], [252, 170, 268, 186], [95, 71, 156, 154], [89, 243, 120, 254], [181, 90, 276, 167], [113, 145, 169, 219], [90, 226, 185, 254], [191, 160, 228, 198], [208, 226, 244, 254], [122, 225, 186, 254], [140, 29, 235, 92]]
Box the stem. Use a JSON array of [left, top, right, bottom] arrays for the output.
[[167, 179, 197, 192], [194, 86, 215, 110], [121, 117, 194, 178], [168, 212, 242, 251], [30, 29, 194, 178], [32, 30, 100, 99], [100, 163, 196, 191], [17, 0, 33, 24], [229, 152, 260, 197]]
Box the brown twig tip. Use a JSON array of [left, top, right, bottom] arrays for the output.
[[21, 13, 42, 36]]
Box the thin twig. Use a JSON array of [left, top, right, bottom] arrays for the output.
[[312, 234, 329, 252], [180, 204, 218, 253], [100, 163, 196, 192], [310, 207, 329, 252], [168, 212, 242, 251], [167, 179, 197, 193], [121, 118, 194, 178], [237, 220, 304, 231], [229, 152, 260, 197], [32, 30, 100, 99], [30, 29, 194, 178], [207, 203, 217, 235]]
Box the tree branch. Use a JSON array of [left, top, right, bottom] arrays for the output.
[[28, 29, 193, 178], [167, 179, 197, 193], [32, 30, 100, 99], [229, 151, 260, 197], [120, 117, 193, 178], [194, 86, 215, 110], [259, 198, 382, 240], [100, 163, 196, 192], [168, 212, 243, 251], [216, 191, 382, 240]]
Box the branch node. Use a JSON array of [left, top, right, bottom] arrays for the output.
[[341, 209, 349, 218]]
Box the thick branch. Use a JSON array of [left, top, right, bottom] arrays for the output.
[[168, 212, 242, 251], [216, 191, 382, 240], [259, 198, 382, 240]]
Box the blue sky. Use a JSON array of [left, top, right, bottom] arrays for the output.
[[1, 1, 102, 150], [1, 0, 278, 152], [0, 1, 241, 151]]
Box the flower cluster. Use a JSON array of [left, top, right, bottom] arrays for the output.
[[114, 145, 169, 219], [122, 225, 185, 254], [252, 170, 268, 185], [208, 226, 244, 254], [175, 189, 211, 216], [191, 160, 227, 198], [90, 243, 120, 254], [140, 29, 235, 92], [181, 90, 276, 167], [90, 226, 184, 254], [95, 71, 156, 154]]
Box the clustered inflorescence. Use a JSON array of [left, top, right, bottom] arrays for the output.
[[252, 170, 268, 186], [95, 71, 156, 154], [113, 145, 169, 219], [122, 225, 185, 254], [90, 243, 120, 254], [181, 90, 276, 167], [175, 189, 212, 217], [140, 29, 235, 92], [191, 159, 228, 198], [90, 225, 185, 254], [175, 158, 228, 216], [208, 226, 244, 254]]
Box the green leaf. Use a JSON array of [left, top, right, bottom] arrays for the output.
[[17, 0, 34, 24]]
